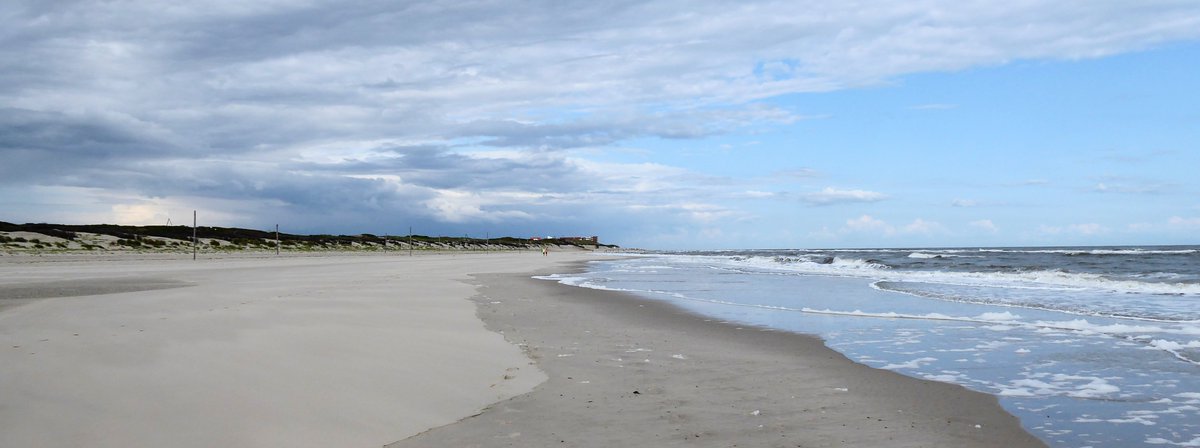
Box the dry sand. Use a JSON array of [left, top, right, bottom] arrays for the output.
[[1, 252, 1045, 447], [0, 251, 586, 447]]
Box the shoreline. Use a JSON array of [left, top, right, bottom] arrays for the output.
[[392, 259, 1047, 447]]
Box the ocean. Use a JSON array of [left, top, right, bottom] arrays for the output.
[[538, 246, 1200, 447]]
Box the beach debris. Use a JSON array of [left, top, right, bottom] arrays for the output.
[[632, 390, 640, 395], [671, 354, 688, 360], [975, 424, 983, 429], [751, 410, 761, 416], [834, 387, 849, 392]]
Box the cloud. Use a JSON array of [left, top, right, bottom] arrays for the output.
[[840, 215, 945, 237], [738, 190, 777, 199], [902, 218, 946, 235], [773, 168, 821, 179], [423, 190, 536, 223], [970, 219, 998, 233], [845, 215, 895, 235], [3, 1, 1200, 239], [452, 105, 807, 150], [627, 202, 744, 223], [801, 187, 888, 205], [1168, 216, 1200, 228], [1071, 223, 1107, 235], [1091, 180, 1168, 195]]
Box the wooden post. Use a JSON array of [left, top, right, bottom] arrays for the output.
[[192, 210, 197, 260], [408, 226, 413, 257], [275, 224, 280, 256]]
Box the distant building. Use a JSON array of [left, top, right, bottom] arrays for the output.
[[562, 236, 599, 244], [529, 235, 599, 244]]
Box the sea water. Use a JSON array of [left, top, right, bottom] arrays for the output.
[[538, 246, 1200, 447]]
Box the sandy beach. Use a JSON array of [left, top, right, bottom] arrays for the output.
[[1, 252, 1044, 447], [0, 251, 574, 447]]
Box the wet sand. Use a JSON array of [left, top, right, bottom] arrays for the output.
[[392, 261, 1047, 447]]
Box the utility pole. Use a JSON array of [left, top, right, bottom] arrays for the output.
[[408, 226, 413, 257], [192, 210, 197, 261], [275, 224, 280, 256]]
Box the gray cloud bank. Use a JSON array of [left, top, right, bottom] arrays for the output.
[[2, 1, 1199, 240]]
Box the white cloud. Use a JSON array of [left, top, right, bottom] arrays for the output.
[[1168, 216, 1200, 228], [1070, 223, 1107, 235], [627, 202, 742, 223], [774, 168, 821, 179], [802, 187, 888, 205], [1127, 222, 1154, 232], [739, 190, 777, 199], [844, 215, 895, 235], [902, 218, 946, 235], [970, 219, 998, 233], [422, 190, 536, 223], [1091, 182, 1165, 194], [839, 215, 945, 237]]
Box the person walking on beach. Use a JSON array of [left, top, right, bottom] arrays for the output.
[[542, 246, 548, 256]]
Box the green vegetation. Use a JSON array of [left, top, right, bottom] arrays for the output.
[[0, 220, 618, 253]]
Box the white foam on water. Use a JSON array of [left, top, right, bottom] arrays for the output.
[[1146, 436, 1200, 446], [996, 374, 1122, 400], [540, 269, 1200, 367], [907, 251, 982, 259], [977, 248, 1199, 255], [684, 252, 1200, 295], [924, 373, 963, 382], [1148, 340, 1200, 350], [883, 357, 938, 370]]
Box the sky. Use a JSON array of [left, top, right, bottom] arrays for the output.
[[2, 1, 1199, 250]]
